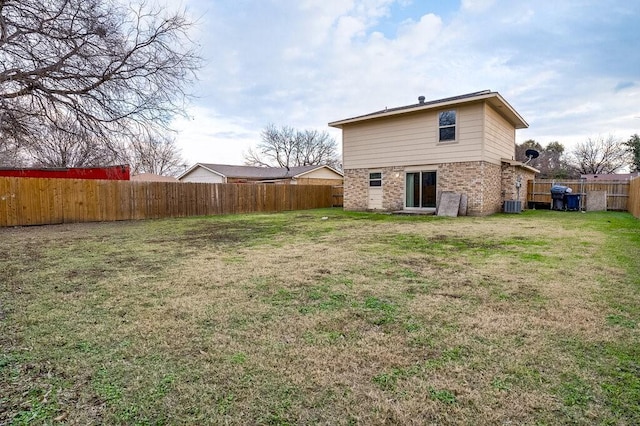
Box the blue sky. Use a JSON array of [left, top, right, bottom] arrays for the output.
[[168, 0, 640, 166]]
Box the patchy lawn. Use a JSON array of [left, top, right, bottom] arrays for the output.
[[1, 209, 639, 425]]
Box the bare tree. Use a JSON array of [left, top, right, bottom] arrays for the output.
[[26, 118, 186, 175], [244, 124, 340, 169], [0, 0, 200, 161], [0, 135, 23, 166], [26, 117, 120, 167], [295, 129, 340, 168], [127, 134, 185, 176], [516, 140, 576, 178], [244, 125, 297, 167], [571, 135, 629, 174]]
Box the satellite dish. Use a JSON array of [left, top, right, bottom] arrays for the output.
[[524, 149, 539, 165], [525, 149, 540, 159]]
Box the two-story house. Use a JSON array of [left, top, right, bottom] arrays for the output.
[[329, 90, 537, 215]]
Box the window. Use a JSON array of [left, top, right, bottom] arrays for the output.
[[406, 171, 436, 208], [438, 110, 456, 142], [369, 172, 382, 187]]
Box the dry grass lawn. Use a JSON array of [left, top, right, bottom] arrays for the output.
[[1, 208, 639, 425]]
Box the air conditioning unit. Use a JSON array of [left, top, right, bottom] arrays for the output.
[[504, 200, 522, 213]]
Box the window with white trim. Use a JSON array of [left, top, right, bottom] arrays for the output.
[[438, 110, 456, 142], [369, 172, 382, 187]]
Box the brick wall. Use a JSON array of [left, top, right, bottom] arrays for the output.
[[343, 169, 369, 210], [382, 167, 405, 211], [343, 167, 405, 210], [344, 161, 511, 215], [483, 163, 503, 214], [438, 161, 502, 215], [501, 165, 536, 206]]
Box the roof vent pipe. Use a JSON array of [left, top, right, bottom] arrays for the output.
[[418, 96, 425, 104]]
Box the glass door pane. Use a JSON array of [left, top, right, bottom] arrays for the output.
[[406, 172, 419, 207], [422, 172, 437, 208]]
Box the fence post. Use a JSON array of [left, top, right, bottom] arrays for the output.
[[0, 179, 339, 227]]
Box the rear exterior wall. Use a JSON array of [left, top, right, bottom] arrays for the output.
[[340, 99, 520, 216], [180, 168, 225, 183], [343, 161, 503, 215], [483, 104, 517, 163], [501, 165, 536, 206], [295, 178, 344, 185], [342, 103, 487, 170]]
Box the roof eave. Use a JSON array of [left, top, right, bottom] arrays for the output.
[[328, 92, 528, 129], [501, 158, 539, 174], [292, 165, 344, 178], [178, 163, 227, 180], [291, 165, 322, 178], [489, 93, 529, 129]]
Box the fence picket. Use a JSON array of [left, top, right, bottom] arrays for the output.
[[0, 178, 338, 227], [629, 177, 640, 218], [527, 179, 630, 211]]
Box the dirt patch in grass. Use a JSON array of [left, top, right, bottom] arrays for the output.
[[1, 209, 639, 424]]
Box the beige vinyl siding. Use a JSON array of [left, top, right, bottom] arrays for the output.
[[180, 167, 225, 183], [295, 178, 343, 185], [299, 167, 343, 180], [483, 104, 516, 163], [294, 167, 343, 185], [343, 103, 485, 169]]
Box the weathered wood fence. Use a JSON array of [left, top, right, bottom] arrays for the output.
[[332, 186, 344, 207], [629, 177, 640, 219], [0, 178, 336, 227], [528, 179, 630, 211]]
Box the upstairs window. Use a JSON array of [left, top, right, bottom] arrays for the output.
[[438, 110, 456, 142], [369, 172, 382, 187]]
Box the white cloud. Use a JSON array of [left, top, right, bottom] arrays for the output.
[[168, 0, 640, 165], [393, 14, 443, 56], [334, 15, 367, 42], [461, 0, 496, 13], [172, 107, 259, 165]]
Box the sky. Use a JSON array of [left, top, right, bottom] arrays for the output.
[[165, 0, 640, 167]]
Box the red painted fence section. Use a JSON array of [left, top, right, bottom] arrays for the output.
[[0, 165, 130, 180]]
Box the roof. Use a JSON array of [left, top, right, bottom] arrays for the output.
[[131, 173, 179, 182], [580, 173, 640, 181], [501, 158, 540, 174], [328, 90, 528, 129], [178, 163, 343, 180]]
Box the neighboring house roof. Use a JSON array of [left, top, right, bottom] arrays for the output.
[[580, 173, 640, 181], [131, 173, 179, 182], [328, 90, 528, 129], [178, 163, 343, 180]]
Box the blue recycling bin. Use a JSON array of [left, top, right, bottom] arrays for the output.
[[565, 194, 580, 211]]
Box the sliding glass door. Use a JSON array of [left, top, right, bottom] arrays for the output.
[[406, 171, 437, 208]]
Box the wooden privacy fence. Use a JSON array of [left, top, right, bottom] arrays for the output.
[[0, 178, 335, 227], [528, 179, 630, 211], [629, 177, 640, 219], [332, 186, 344, 207]]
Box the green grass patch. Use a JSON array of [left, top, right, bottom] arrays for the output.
[[1, 208, 639, 424]]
